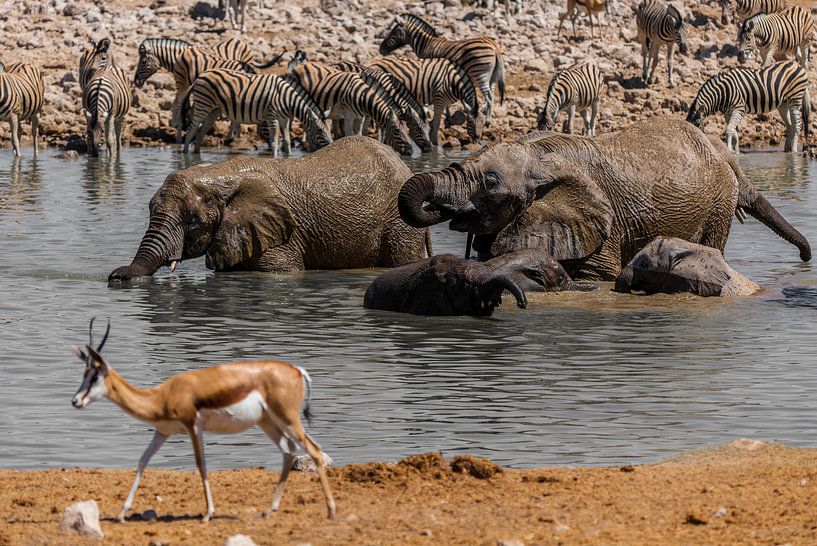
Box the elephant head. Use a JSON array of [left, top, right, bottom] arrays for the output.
[[109, 168, 294, 281], [485, 249, 598, 292], [398, 141, 614, 262]]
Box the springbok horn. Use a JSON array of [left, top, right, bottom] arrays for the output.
[[89, 317, 96, 347], [98, 319, 111, 352]]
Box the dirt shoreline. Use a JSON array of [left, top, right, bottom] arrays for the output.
[[2, 440, 816, 545], [5, 0, 817, 153]]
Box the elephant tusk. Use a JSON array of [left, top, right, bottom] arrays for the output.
[[735, 206, 747, 224], [169, 260, 178, 272]]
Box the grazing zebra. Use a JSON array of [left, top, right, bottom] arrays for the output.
[[332, 61, 432, 152], [0, 62, 44, 156], [557, 0, 610, 37], [738, 6, 814, 68], [370, 57, 481, 146], [536, 62, 603, 136], [183, 69, 331, 155], [79, 38, 115, 92], [686, 60, 809, 153], [83, 66, 132, 157], [286, 61, 414, 155], [636, 0, 688, 87], [720, 0, 787, 25], [379, 14, 504, 125]]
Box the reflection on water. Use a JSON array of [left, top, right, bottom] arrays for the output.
[[0, 145, 815, 471]]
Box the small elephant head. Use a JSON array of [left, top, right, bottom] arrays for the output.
[[109, 163, 294, 281], [398, 139, 613, 261], [485, 249, 598, 292]]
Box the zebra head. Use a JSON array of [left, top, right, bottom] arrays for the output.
[[737, 17, 759, 63], [379, 16, 410, 56], [686, 72, 726, 128], [134, 43, 160, 87], [466, 111, 482, 143], [303, 115, 332, 152], [287, 50, 309, 72], [666, 4, 688, 55]]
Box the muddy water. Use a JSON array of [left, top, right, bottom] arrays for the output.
[[0, 146, 815, 470]]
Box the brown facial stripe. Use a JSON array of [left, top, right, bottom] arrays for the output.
[[195, 383, 257, 410]]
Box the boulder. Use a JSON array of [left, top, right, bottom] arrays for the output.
[[60, 500, 103, 539]]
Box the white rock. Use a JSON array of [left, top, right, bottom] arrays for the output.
[[60, 500, 103, 539], [224, 535, 257, 546], [292, 452, 333, 472]]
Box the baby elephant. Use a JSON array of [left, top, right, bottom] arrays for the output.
[[364, 249, 597, 316], [614, 237, 760, 297]]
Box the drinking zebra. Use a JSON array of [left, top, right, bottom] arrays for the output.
[[738, 6, 814, 68], [286, 61, 414, 155], [370, 57, 481, 146], [79, 38, 115, 92], [182, 69, 331, 155], [82, 67, 132, 157], [536, 62, 603, 136], [636, 0, 688, 87], [0, 62, 44, 156], [686, 60, 809, 153], [379, 14, 504, 125]]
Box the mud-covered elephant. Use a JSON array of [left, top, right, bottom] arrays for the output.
[[109, 137, 428, 281], [398, 116, 811, 281], [614, 237, 760, 297], [363, 249, 595, 316]]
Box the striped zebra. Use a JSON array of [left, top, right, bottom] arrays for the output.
[[379, 13, 505, 125], [686, 60, 810, 153], [183, 69, 331, 155], [370, 57, 481, 146], [636, 0, 688, 87], [536, 62, 603, 136], [83, 65, 132, 157], [79, 38, 115, 92], [332, 61, 433, 152], [286, 61, 414, 155], [720, 0, 787, 25], [738, 6, 814, 68], [0, 62, 44, 156]]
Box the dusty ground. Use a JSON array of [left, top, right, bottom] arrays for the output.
[[4, 0, 817, 152], [2, 440, 817, 545]]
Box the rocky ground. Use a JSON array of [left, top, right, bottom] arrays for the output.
[[2, 440, 817, 544], [3, 0, 816, 152]]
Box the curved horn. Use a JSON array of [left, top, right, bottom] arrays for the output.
[[88, 317, 96, 347], [97, 319, 111, 352], [480, 274, 528, 309]]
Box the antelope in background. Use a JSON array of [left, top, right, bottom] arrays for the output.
[[70, 319, 336, 523], [557, 0, 610, 37]]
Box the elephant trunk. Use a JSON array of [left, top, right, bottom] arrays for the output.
[[398, 164, 475, 228], [613, 265, 634, 293], [744, 190, 811, 262], [480, 274, 528, 309], [108, 212, 185, 281], [566, 280, 599, 292]]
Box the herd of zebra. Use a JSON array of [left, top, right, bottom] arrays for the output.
[[0, 0, 816, 158]]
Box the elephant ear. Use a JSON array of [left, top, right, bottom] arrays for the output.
[[490, 155, 613, 261], [206, 173, 296, 270]]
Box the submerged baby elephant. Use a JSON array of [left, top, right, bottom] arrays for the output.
[[364, 249, 597, 316], [614, 237, 760, 297]]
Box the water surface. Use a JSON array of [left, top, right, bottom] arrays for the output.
[[0, 146, 815, 470]]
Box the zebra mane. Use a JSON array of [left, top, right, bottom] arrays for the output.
[[403, 14, 438, 36], [665, 4, 683, 28], [544, 70, 565, 108]]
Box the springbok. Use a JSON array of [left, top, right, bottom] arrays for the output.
[[70, 319, 336, 523], [557, 0, 610, 37]]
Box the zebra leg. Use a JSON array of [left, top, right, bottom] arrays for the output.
[[791, 104, 802, 153], [171, 96, 184, 145], [480, 82, 495, 127], [106, 114, 116, 157], [281, 120, 292, 155], [9, 114, 20, 157], [115, 117, 124, 152], [639, 35, 649, 82], [430, 104, 444, 147], [31, 114, 39, 158], [240, 0, 248, 32], [567, 105, 576, 135], [725, 110, 743, 153], [647, 43, 661, 85], [589, 97, 600, 137], [666, 42, 676, 88], [581, 108, 592, 136]]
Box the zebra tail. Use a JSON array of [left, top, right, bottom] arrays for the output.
[[495, 53, 506, 105], [803, 88, 811, 138], [252, 49, 286, 70]]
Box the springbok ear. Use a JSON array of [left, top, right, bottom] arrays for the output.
[[490, 151, 613, 262], [85, 346, 109, 376], [71, 345, 87, 360], [206, 173, 296, 270]]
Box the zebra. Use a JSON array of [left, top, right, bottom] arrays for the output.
[[370, 57, 482, 146], [738, 6, 814, 68], [379, 13, 505, 125], [286, 61, 415, 155], [220, 0, 249, 32], [332, 61, 433, 152], [636, 0, 688, 87], [557, 0, 610, 37], [536, 62, 603, 136], [0, 62, 44, 156], [686, 60, 810, 153], [182, 69, 331, 155], [720, 0, 787, 26], [79, 38, 115, 92], [83, 65, 132, 157]]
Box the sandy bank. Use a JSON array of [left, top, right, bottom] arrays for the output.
[[2, 440, 816, 544]]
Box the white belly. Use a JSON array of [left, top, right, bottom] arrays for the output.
[[199, 390, 266, 434]]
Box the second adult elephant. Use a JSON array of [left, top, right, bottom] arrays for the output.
[[109, 137, 428, 281], [398, 116, 811, 281]]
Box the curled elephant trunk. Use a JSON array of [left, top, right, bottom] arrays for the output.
[[108, 212, 184, 281], [398, 164, 474, 228], [745, 192, 811, 262], [480, 274, 528, 310]]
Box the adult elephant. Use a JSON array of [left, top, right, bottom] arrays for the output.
[[398, 116, 811, 280], [109, 137, 428, 281]]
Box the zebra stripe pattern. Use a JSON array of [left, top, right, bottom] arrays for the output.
[[0, 62, 44, 156], [636, 0, 688, 87], [738, 6, 814, 68], [686, 60, 809, 153], [720, 0, 787, 25], [286, 61, 414, 155], [537, 62, 603, 136], [79, 38, 115, 92], [83, 64, 132, 157], [379, 13, 505, 125], [183, 69, 331, 155], [370, 57, 481, 145]]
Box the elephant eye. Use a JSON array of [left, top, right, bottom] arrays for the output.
[[483, 172, 501, 191]]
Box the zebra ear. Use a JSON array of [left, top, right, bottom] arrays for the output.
[[96, 38, 111, 53], [394, 14, 405, 24], [82, 108, 92, 124]]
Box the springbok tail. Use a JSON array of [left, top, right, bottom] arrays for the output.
[[295, 365, 314, 426]]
